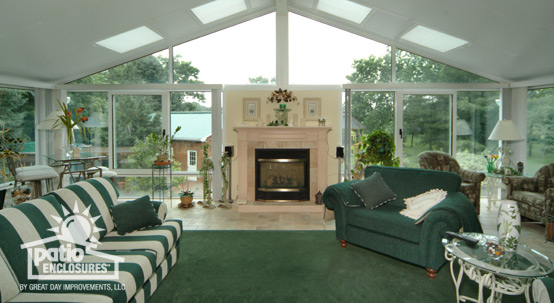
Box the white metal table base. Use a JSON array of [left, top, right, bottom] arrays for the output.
[[445, 250, 532, 303]]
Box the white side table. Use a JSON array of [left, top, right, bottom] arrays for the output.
[[485, 173, 507, 210]]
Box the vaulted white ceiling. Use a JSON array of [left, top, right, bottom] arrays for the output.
[[1, 0, 553, 87]]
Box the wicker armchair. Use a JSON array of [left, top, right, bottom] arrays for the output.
[[503, 163, 554, 223], [417, 151, 486, 215]]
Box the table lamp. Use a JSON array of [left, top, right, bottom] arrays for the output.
[[488, 119, 524, 168]]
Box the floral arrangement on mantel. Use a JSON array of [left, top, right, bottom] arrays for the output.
[[267, 88, 297, 103], [53, 99, 88, 146]]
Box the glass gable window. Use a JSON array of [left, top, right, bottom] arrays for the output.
[[70, 50, 170, 84], [395, 50, 494, 83], [173, 13, 275, 85], [290, 13, 390, 85], [527, 88, 554, 174]]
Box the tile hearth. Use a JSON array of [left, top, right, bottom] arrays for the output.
[[165, 198, 554, 261]]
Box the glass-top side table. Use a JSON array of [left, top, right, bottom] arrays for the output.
[[443, 232, 554, 303]]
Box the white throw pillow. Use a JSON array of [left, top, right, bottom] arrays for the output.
[[400, 189, 447, 224]]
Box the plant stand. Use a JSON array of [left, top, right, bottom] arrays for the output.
[[151, 162, 172, 206]]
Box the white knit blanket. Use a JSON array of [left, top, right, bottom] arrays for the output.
[[400, 189, 447, 221]]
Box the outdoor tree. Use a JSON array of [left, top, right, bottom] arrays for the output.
[[0, 89, 34, 141]]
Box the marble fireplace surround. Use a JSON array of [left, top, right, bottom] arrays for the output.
[[234, 126, 332, 202]]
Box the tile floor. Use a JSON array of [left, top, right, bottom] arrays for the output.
[[165, 198, 554, 261]]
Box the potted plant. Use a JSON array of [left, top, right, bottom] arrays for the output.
[[149, 126, 181, 164], [351, 130, 400, 179], [179, 188, 194, 208]]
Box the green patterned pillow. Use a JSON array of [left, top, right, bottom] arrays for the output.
[[110, 195, 162, 235], [351, 172, 397, 209]]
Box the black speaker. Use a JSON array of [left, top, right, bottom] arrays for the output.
[[225, 146, 234, 157], [336, 146, 344, 158]]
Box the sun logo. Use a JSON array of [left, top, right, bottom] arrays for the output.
[[48, 202, 104, 249]]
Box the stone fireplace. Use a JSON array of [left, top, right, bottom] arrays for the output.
[[234, 126, 331, 202]]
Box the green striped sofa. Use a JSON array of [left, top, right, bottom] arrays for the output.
[[323, 166, 482, 279], [0, 177, 182, 303]]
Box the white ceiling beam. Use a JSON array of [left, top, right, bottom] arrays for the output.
[[275, 0, 289, 88], [0, 74, 55, 89]]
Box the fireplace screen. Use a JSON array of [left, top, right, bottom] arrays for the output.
[[255, 149, 309, 201], [259, 159, 305, 190]]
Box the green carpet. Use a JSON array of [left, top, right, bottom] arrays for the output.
[[149, 231, 526, 303]]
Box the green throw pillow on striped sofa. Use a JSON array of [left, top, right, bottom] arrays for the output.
[[110, 195, 162, 235]]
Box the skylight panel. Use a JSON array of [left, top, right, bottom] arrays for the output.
[[96, 26, 163, 53], [192, 0, 247, 25], [400, 25, 468, 53], [317, 0, 372, 24]]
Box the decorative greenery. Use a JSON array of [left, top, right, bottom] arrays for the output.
[[267, 88, 297, 103], [490, 166, 519, 176], [352, 130, 399, 179], [53, 99, 88, 146], [220, 153, 231, 202], [179, 189, 194, 197], [199, 143, 214, 208], [0, 125, 25, 179], [149, 126, 181, 156], [267, 120, 288, 127]]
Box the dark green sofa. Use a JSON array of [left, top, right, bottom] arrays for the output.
[[323, 166, 482, 278]]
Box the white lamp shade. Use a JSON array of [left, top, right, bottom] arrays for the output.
[[488, 120, 524, 141]]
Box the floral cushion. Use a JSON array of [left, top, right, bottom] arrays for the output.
[[512, 190, 545, 222]]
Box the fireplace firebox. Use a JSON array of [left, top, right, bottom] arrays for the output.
[[255, 149, 310, 202]]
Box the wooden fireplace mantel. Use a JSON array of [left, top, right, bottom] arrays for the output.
[[234, 126, 331, 202]]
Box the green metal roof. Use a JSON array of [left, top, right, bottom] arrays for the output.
[[171, 112, 211, 142]]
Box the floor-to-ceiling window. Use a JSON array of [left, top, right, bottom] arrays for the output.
[[456, 91, 500, 171], [401, 93, 452, 167], [170, 91, 212, 199], [66, 92, 109, 166], [527, 87, 554, 174], [0, 87, 35, 183], [344, 48, 498, 177]]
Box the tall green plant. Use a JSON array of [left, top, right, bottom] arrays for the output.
[[352, 130, 399, 179], [199, 143, 214, 208], [220, 153, 231, 202]]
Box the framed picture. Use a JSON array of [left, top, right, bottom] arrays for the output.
[[303, 98, 321, 120], [243, 98, 260, 121]]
